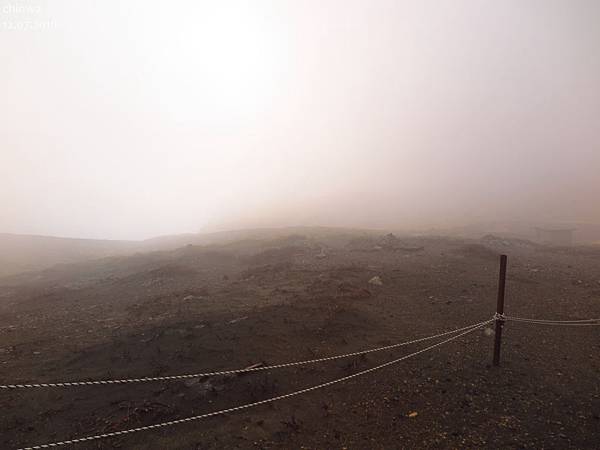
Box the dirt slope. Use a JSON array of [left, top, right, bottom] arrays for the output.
[[0, 232, 598, 449]]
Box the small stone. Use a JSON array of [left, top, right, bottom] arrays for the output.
[[368, 276, 383, 286], [229, 316, 248, 324]]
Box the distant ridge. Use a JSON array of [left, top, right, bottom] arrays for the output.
[[0, 227, 374, 278], [0, 233, 138, 277], [3, 222, 599, 279]]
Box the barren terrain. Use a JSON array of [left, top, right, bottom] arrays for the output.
[[1, 229, 599, 449]]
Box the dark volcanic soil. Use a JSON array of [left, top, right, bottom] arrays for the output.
[[0, 231, 599, 449]]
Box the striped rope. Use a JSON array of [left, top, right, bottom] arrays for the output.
[[504, 315, 599, 323], [503, 315, 600, 326], [1, 319, 492, 390], [17, 320, 491, 450]]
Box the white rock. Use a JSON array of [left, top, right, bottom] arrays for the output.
[[368, 276, 383, 286]]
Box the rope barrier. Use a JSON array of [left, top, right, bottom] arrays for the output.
[[503, 315, 600, 326], [17, 320, 491, 450], [0, 319, 493, 390], [504, 315, 599, 323]]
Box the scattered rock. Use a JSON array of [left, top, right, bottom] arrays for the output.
[[368, 276, 383, 286], [228, 316, 248, 324]]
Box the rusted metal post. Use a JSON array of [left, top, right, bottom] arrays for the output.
[[493, 254, 507, 366]]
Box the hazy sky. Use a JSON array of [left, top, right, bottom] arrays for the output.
[[2, 0, 599, 239]]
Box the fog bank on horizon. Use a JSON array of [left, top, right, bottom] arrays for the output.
[[2, 0, 599, 240]]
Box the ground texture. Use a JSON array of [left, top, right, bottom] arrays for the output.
[[1, 231, 599, 449]]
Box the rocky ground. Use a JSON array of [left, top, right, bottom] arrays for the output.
[[0, 229, 599, 449]]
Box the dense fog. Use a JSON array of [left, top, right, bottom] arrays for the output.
[[2, 0, 599, 239]]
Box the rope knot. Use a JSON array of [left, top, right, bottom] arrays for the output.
[[493, 312, 506, 322]]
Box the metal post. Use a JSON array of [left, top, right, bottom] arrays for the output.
[[493, 254, 507, 366]]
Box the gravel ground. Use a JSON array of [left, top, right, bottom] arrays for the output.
[[1, 231, 598, 449]]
